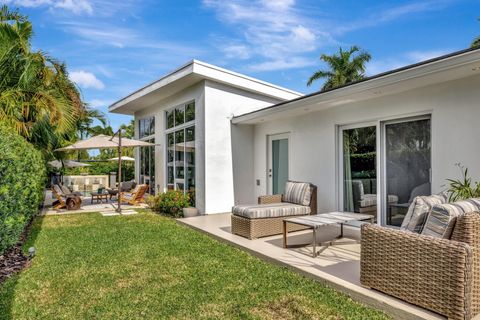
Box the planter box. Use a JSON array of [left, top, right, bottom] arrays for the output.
[[183, 207, 199, 218]]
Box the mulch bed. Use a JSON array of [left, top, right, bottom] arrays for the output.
[[0, 225, 32, 284]]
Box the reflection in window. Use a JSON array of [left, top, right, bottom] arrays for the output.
[[139, 116, 155, 194], [343, 126, 377, 214], [165, 101, 195, 205], [175, 106, 185, 126], [139, 116, 155, 139]]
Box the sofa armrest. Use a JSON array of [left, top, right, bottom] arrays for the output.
[[258, 194, 282, 205], [361, 224, 473, 319]]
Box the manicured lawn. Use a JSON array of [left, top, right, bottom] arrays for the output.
[[0, 211, 389, 319]]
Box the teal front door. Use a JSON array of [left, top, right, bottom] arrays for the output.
[[268, 133, 289, 195]]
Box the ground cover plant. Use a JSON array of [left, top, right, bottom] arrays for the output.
[[0, 211, 389, 319]]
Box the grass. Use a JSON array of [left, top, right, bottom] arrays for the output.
[[0, 211, 389, 319]]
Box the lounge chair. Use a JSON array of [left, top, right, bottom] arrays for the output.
[[231, 181, 317, 239], [119, 184, 148, 205], [51, 184, 82, 210]]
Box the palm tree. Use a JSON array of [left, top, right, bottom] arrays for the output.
[[0, 5, 85, 156], [472, 18, 480, 48], [307, 46, 372, 91]]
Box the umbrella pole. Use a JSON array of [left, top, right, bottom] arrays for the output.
[[117, 130, 122, 214]]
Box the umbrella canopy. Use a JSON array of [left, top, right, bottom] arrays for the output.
[[48, 160, 91, 168], [108, 156, 135, 161], [55, 133, 154, 214], [56, 134, 154, 151]]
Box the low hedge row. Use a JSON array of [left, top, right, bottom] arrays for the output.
[[0, 125, 46, 255]]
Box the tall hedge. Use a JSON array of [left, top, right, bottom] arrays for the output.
[[0, 125, 46, 254]]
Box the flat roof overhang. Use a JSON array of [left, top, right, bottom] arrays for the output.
[[232, 47, 480, 125], [109, 60, 303, 115]]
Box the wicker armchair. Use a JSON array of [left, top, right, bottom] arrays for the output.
[[231, 183, 317, 239], [361, 212, 480, 320]]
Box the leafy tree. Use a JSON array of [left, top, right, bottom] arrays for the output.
[[0, 5, 86, 156], [473, 18, 480, 48], [307, 46, 371, 91]]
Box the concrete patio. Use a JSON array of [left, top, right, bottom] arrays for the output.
[[178, 213, 445, 320], [41, 189, 147, 215]]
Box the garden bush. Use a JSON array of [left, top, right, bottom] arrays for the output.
[[146, 190, 190, 218], [0, 125, 46, 255]]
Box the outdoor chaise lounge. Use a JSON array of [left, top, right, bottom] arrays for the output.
[[51, 184, 82, 210], [361, 196, 480, 320], [119, 184, 148, 205], [231, 181, 317, 239]]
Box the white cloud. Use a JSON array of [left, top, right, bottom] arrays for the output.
[[88, 99, 112, 108], [366, 50, 451, 75], [248, 57, 316, 72], [204, 0, 328, 71], [223, 44, 251, 59], [70, 71, 105, 89], [2, 0, 93, 14], [335, 1, 454, 34]]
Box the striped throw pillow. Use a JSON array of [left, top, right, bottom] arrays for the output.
[[400, 194, 448, 233], [421, 198, 480, 238], [283, 181, 311, 206]]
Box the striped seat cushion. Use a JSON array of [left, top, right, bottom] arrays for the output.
[[421, 198, 480, 238], [283, 181, 311, 206], [360, 194, 398, 208], [400, 194, 448, 233], [232, 203, 311, 219]]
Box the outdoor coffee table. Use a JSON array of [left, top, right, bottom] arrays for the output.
[[90, 192, 109, 204], [283, 212, 374, 257]]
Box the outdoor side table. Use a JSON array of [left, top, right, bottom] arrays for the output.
[[283, 212, 374, 258], [90, 192, 109, 204]]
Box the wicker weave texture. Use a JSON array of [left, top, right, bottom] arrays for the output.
[[361, 221, 475, 320], [258, 194, 283, 204], [231, 214, 308, 239], [451, 212, 480, 318], [232, 183, 317, 239]]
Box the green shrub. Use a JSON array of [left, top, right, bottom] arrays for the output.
[[146, 190, 190, 218], [0, 125, 46, 254]]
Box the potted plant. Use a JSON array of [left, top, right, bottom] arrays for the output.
[[183, 189, 198, 217]]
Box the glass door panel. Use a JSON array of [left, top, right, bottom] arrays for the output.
[[185, 126, 195, 205], [174, 130, 185, 191], [384, 118, 431, 226], [342, 126, 377, 214], [268, 133, 289, 195], [272, 139, 289, 194]]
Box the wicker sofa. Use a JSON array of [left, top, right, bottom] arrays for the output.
[[231, 182, 317, 239], [361, 212, 480, 320]]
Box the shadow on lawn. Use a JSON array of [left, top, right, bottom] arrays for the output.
[[1, 215, 46, 320]]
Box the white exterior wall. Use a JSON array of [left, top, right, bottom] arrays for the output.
[[203, 80, 283, 213], [132, 79, 288, 214], [244, 75, 480, 213], [134, 82, 206, 212]]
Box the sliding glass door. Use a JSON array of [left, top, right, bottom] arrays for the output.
[[339, 116, 431, 226], [341, 125, 377, 214], [383, 117, 431, 226]]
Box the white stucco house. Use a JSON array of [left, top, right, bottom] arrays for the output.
[[109, 60, 302, 214], [110, 47, 480, 225]]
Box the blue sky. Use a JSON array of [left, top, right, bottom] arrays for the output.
[[2, 0, 479, 129]]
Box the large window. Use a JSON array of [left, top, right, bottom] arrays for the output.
[[166, 101, 195, 205], [138, 117, 155, 194], [339, 116, 431, 226]]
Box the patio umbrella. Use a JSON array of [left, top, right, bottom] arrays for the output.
[[108, 156, 135, 161], [48, 160, 91, 169], [56, 133, 154, 213]]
